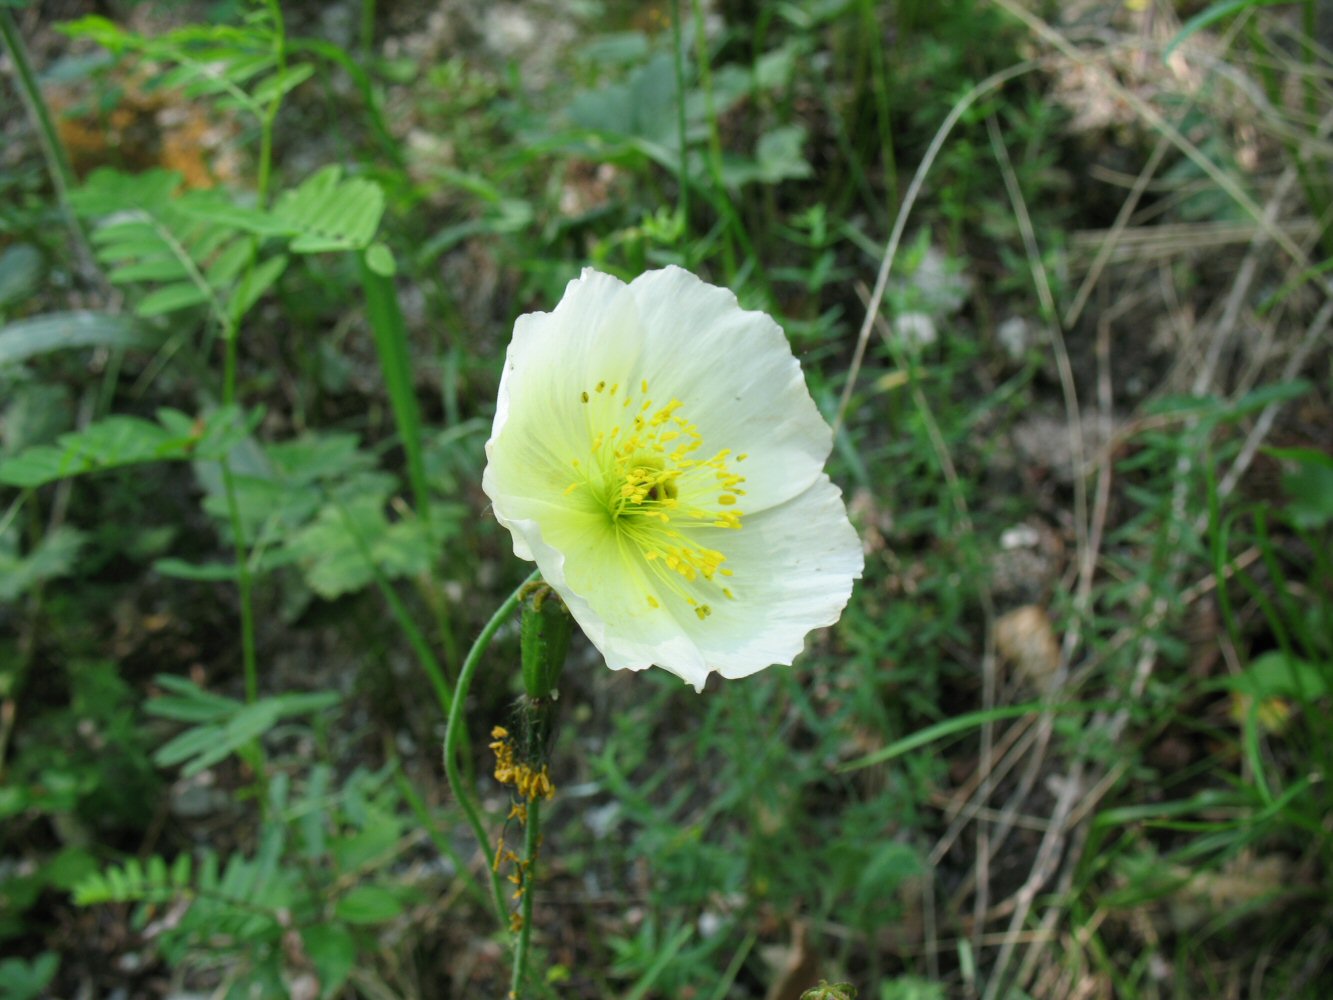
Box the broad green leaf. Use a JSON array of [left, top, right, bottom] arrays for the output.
[[0, 312, 159, 366], [287, 497, 432, 599], [0, 243, 43, 309], [302, 924, 356, 999], [334, 885, 403, 925], [0, 953, 59, 1000], [135, 281, 211, 317], [1230, 652, 1329, 702], [109, 258, 191, 284], [1269, 447, 1333, 529], [364, 242, 396, 277]]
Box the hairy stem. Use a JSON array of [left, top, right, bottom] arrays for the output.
[[510, 794, 542, 999], [442, 568, 541, 924]]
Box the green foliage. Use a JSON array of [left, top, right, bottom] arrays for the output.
[[2, 0, 1330, 995], [0, 525, 85, 602], [147, 674, 340, 776], [66, 163, 387, 327], [73, 762, 427, 999], [0, 311, 158, 366], [0, 405, 252, 487], [0, 953, 58, 1000], [59, 9, 309, 123], [0, 243, 41, 311]]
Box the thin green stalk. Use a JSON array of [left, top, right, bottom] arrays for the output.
[[391, 763, 485, 906], [359, 258, 461, 671], [219, 334, 259, 704], [443, 568, 541, 924], [689, 0, 736, 279], [861, 0, 897, 205], [509, 794, 541, 998], [0, 9, 100, 285], [360, 0, 376, 62], [670, 0, 692, 268], [219, 0, 289, 707], [331, 494, 453, 716], [257, 0, 286, 206]]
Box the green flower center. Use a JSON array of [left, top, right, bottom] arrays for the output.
[[565, 379, 747, 618]]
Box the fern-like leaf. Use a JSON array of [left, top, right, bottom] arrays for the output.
[[58, 9, 308, 122], [69, 169, 289, 326], [272, 165, 386, 253], [73, 854, 189, 906]]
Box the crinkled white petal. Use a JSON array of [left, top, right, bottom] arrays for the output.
[[627, 267, 832, 511], [677, 474, 862, 679], [482, 266, 862, 691]]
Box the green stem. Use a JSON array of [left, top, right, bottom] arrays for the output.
[[359, 258, 461, 671], [391, 763, 485, 906], [510, 794, 542, 999], [331, 494, 453, 716], [221, 0, 288, 708], [217, 314, 259, 704], [0, 9, 100, 285], [442, 568, 541, 924], [360, 0, 376, 61], [257, 0, 286, 206], [670, 0, 691, 268], [689, 0, 735, 279]]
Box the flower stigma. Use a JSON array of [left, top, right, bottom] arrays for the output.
[[566, 379, 746, 618]]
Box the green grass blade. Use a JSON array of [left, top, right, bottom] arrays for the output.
[[838, 700, 1113, 771]]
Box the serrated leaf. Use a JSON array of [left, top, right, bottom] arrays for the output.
[[150, 685, 341, 775], [0, 527, 87, 602], [69, 169, 284, 323], [0, 406, 249, 487], [287, 497, 431, 599]]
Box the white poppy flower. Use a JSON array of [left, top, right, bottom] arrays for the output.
[[482, 266, 863, 691]]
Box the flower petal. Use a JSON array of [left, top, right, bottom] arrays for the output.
[[482, 266, 862, 691], [676, 474, 863, 680], [627, 266, 832, 512]]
